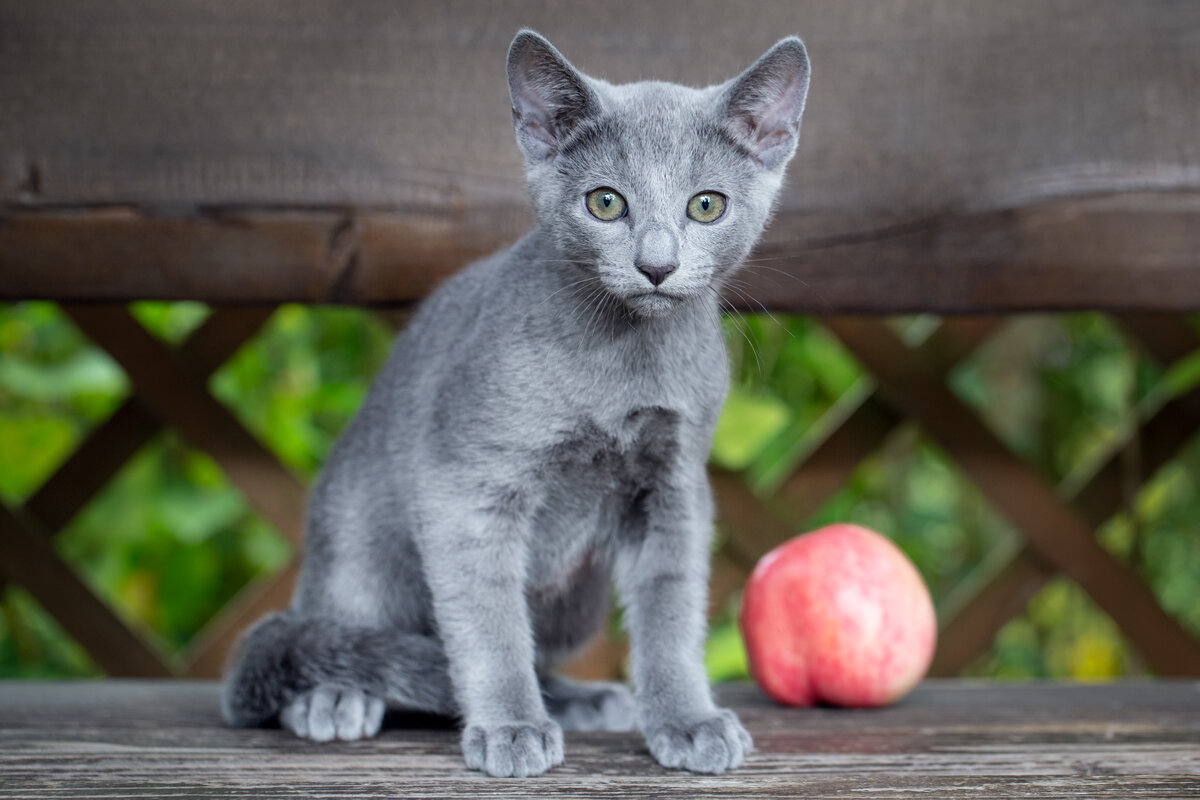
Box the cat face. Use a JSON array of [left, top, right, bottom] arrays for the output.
[[508, 32, 809, 318]]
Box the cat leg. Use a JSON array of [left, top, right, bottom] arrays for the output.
[[531, 558, 635, 732], [614, 472, 752, 774], [541, 675, 636, 732], [418, 492, 563, 777]]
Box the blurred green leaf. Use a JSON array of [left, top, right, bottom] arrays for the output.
[[711, 387, 791, 470]]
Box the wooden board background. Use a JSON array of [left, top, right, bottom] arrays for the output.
[[3, 1, 1200, 311]]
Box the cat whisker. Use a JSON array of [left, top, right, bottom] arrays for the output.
[[713, 258, 835, 312], [706, 285, 763, 375], [506, 275, 601, 339], [719, 279, 795, 339], [581, 284, 612, 342]]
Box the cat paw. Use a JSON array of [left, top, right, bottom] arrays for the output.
[[461, 718, 564, 777], [544, 679, 636, 732], [280, 687, 386, 742], [643, 707, 753, 774]]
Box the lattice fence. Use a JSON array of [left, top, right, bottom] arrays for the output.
[[1, 307, 1198, 679]]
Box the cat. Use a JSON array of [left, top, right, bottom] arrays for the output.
[[222, 29, 810, 778]]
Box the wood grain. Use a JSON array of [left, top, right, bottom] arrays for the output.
[[3, 1, 1200, 311], [0, 681, 1196, 798]]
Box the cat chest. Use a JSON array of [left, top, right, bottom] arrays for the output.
[[526, 407, 682, 586], [545, 407, 681, 492]]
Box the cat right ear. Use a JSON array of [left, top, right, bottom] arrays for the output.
[[507, 31, 601, 163], [721, 37, 811, 171]]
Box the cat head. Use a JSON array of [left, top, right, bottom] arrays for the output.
[[507, 30, 809, 318]]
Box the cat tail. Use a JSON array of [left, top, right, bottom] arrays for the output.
[[221, 611, 457, 727]]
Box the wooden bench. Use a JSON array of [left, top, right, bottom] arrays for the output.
[[1, 680, 1198, 797], [2, 2, 1200, 795]]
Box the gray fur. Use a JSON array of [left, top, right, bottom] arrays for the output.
[[222, 30, 809, 777]]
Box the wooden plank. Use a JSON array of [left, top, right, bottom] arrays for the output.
[[3, 1, 1200, 311], [62, 306, 307, 546], [0, 506, 173, 677], [825, 317, 1200, 676], [0, 680, 1196, 798], [0, 211, 469, 307]]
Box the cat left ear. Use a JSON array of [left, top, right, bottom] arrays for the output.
[[721, 37, 811, 170], [507, 31, 602, 163]]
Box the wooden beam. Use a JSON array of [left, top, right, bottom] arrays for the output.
[[3, 2, 1200, 311]]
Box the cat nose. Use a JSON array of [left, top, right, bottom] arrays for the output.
[[636, 225, 679, 287], [637, 261, 677, 286]]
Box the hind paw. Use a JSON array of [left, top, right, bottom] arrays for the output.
[[280, 686, 386, 742], [542, 676, 636, 732]]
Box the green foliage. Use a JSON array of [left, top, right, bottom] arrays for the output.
[[0, 301, 1197, 682]]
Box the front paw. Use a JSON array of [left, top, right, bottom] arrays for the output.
[[462, 718, 564, 777], [644, 708, 752, 774]]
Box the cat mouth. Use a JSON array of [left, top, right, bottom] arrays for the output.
[[625, 289, 688, 317]]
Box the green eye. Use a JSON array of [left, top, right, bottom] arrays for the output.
[[586, 188, 628, 221], [687, 192, 727, 223]]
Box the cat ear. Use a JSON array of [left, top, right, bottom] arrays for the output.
[[507, 31, 602, 163], [721, 37, 811, 170]]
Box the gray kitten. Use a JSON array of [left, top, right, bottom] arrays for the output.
[[222, 30, 809, 777]]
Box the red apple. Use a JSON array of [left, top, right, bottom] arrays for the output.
[[739, 523, 937, 707]]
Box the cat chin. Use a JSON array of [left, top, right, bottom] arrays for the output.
[[624, 291, 689, 319]]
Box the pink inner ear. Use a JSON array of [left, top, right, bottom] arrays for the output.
[[754, 71, 807, 141], [737, 68, 807, 168], [517, 116, 558, 161], [510, 66, 564, 161]]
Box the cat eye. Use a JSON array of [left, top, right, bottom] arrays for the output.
[[686, 192, 728, 224], [585, 188, 628, 221]]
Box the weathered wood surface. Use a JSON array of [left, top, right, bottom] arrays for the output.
[[3, 1, 1200, 312], [0, 681, 1197, 798]]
